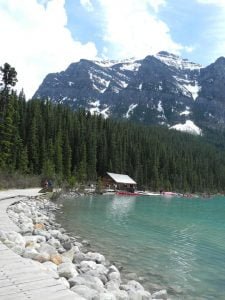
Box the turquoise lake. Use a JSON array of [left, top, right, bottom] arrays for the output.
[[55, 194, 225, 299]]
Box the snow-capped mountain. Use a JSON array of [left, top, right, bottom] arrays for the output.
[[33, 52, 225, 134]]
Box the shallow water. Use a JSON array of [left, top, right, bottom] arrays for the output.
[[55, 194, 225, 299]]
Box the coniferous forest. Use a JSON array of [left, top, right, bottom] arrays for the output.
[[1, 64, 225, 192]]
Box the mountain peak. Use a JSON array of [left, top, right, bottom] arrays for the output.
[[155, 51, 202, 70], [214, 56, 225, 65], [33, 52, 225, 131]]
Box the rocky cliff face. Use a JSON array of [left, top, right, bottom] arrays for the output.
[[33, 51, 225, 132]]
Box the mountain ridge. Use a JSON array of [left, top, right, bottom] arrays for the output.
[[33, 51, 225, 134]]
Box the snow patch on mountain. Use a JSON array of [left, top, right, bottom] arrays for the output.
[[94, 58, 137, 68], [125, 104, 138, 118], [89, 101, 110, 118], [170, 120, 202, 135], [180, 107, 191, 116], [155, 51, 202, 70], [138, 83, 143, 90], [157, 101, 164, 113], [118, 80, 128, 88], [183, 82, 201, 100], [101, 107, 110, 119], [120, 62, 141, 72]]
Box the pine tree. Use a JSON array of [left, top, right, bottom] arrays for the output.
[[0, 63, 18, 118]]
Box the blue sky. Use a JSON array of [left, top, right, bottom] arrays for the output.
[[0, 0, 225, 98]]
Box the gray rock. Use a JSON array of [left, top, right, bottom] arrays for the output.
[[11, 245, 24, 255], [111, 290, 129, 300], [22, 248, 39, 259], [108, 271, 121, 284], [42, 261, 58, 272], [59, 234, 70, 243], [62, 241, 72, 250], [151, 290, 167, 300], [33, 229, 51, 240], [58, 262, 78, 279], [48, 229, 63, 239], [99, 292, 116, 300], [69, 274, 104, 291], [24, 235, 46, 244], [20, 223, 33, 234], [128, 290, 152, 300], [71, 285, 99, 300], [61, 248, 75, 262], [73, 252, 87, 263], [105, 280, 120, 291], [121, 280, 145, 292], [57, 277, 70, 288], [47, 237, 61, 248], [86, 252, 106, 264], [33, 252, 50, 263], [0, 230, 25, 249], [80, 261, 108, 275], [38, 243, 58, 255]]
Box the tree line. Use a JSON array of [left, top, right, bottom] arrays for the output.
[[1, 63, 225, 192]]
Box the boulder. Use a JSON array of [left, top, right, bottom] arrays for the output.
[[58, 262, 78, 279], [59, 234, 70, 243], [34, 223, 45, 230], [0, 230, 25, 249], [50, 254, 63, 265], [47, 237, 61, 249], [42, 261, 58, 272], [61, 248, 75, 262], [11, 245, 24, 255], [121, 280, 145, 292], [108, 271, 121, 284], [68, 274, 104, 291], [128, 290, 152, 300], [38, 243, 58, 256], [62, 241, 72, 250], [71, 285, 99, 300], [33, 252, 50, 263], [105, 280, 120, 291], [73, 252, 87, 263], [20, 222, 34, 234], [151, 290, 167, 300], [24, 235, 41, 245], [86, 252, 106, 264], [22, 248, 39, 259], [99, 292, 116, 300], [57, 277, 70, 288], [33, 229, 51, 240], [48, 229, 63, 239], [112, 290, 129, 300]]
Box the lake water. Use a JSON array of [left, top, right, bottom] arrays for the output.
[[55, 194, 225, 299]]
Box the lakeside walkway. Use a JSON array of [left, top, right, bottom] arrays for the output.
[[0, 189, 82, 300]]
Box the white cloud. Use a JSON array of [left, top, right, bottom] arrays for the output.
[[147, 0, 166, 12], [97, 0, 185, 59], [0, 0, 98, 98], [80, 0, 94, 11]]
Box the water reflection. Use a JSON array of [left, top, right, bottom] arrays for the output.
[[107, 195, 136, 220]]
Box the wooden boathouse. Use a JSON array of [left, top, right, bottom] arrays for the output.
[[103, 172, 137, 192]]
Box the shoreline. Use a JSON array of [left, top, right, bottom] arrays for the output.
[[0, 189, 168, 300]]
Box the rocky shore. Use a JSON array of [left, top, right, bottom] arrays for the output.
[[0, 193, 168, 300]]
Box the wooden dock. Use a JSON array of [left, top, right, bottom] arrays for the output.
[[0, 192, 84, 299]]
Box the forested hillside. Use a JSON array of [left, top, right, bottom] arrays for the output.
[[1, 83, 225, 192]]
